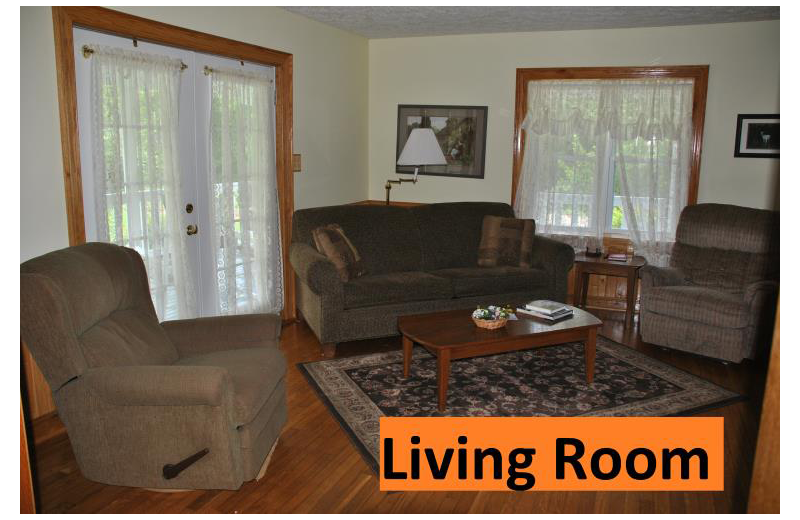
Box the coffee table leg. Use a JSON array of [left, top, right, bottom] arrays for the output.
[[437, 350, 451, 412], [585, 327, 597, 384], [403, 335, 413, 378]]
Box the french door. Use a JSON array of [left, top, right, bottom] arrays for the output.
[[73, 28, 279, 320]]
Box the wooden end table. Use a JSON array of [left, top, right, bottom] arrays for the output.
[[398, 306, 602, 412], [573, 254, 647, 328]]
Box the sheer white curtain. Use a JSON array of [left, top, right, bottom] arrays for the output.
[[209, 67, 283, 315], [514, 79, 694, 265], [90, 45, 196, 319]]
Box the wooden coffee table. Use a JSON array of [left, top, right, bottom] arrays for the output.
[[398, 306, 602, 411]]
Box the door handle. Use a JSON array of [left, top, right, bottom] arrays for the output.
[[186, 224, 198, 236]]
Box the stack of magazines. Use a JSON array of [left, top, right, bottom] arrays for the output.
[[517, 300, 574, 323]]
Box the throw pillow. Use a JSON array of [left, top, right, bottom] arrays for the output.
[[477, 215, 536, 268], [312, 224, 366, 282]]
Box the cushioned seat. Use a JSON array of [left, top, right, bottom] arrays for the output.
[[639, 203, 779, 363], [20, 242, 287, 490], [641, 286, 750, 328], [176, 347, 287, 425], [291, 202, 576, 352], [432, 266, 549, 297], [344, 271, 452, 309]]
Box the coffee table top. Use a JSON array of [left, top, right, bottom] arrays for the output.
[[398, 305, 602, 350]]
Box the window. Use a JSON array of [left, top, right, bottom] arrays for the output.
[[512, 67, 708, 265]]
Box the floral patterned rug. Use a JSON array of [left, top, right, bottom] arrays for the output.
[[299, 337, 742, 473]]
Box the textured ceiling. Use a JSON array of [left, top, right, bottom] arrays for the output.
[[282, 6, 779, 39]]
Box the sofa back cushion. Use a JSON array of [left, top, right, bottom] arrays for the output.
[[670, 203, 779, 294], [292, 205, 424, 275], [20, 243, 178, 389], [410, 202, 516, 270]]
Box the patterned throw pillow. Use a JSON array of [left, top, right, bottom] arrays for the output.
[[311, 224, 366, 282], [477, 215, 536, 268]]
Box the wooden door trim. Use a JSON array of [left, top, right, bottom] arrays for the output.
[[512, 65, 709, 206], [51, 6, 296, 320]]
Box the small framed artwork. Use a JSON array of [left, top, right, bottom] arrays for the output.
[[396, 104, 488, 178], [734, 114, 779, 158]]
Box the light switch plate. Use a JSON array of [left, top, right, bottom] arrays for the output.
[[292, 154, 301, 172]]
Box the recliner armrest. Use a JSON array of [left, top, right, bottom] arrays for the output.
[[162, 314, 282, 357], [289, 243, 343, 297], [744, 280, 779, 312], [81, 365, 232, 407], [639, 266, 688, 291]]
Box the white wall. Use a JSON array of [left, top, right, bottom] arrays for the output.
[[368, 21, 780, 210], [20, 6, 369, 261]]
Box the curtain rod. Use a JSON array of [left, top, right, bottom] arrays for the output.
[[204, 65, 274, 83], [81, 45, 188, 71]]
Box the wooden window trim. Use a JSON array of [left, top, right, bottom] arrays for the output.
[[512, 66, 709, 206], [51, 6, 296, 321]]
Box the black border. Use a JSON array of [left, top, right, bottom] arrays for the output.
[[395, 104, 488, 179], [734, 113, 779, 158]]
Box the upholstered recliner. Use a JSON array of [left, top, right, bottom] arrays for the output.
[[639, 203, 779, 363], [20, 242, 287, 490]]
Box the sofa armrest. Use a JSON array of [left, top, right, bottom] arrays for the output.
[[289, 243, 343, 297], [162, 314, 281, 357], [81, 365, 232, 408], [531, 235, 575, 274], [639, 266, 688, 291], [530, 236, 575, 302]]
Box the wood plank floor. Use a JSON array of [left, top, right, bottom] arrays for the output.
[[27, 309, 769, 513]]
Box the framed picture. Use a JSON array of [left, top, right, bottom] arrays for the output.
[[396, 104, 488, 178], [734, 114, 779, 158]]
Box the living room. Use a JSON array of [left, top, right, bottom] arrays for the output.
[[19, 4, 781, 514]]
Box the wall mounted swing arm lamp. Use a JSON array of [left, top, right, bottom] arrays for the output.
[[387, 127, 447, 205]]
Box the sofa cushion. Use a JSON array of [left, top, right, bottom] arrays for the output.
[[641, 286, 750, 328], [175, 347, 286, 425], [410, 202, 515, 270], [343, 271, 453, 309], [312, 223, 366, 282], [432, 267, 549, 297], [478, 216, 536, 268]]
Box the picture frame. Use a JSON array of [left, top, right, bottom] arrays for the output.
[[396, 104, 488, 178], [734, 114, 779, 158]]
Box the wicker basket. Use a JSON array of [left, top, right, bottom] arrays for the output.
[[473, 317, 508, 330]]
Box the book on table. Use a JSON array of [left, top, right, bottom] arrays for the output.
[[516, 307, 574, 323], [524, 300, 571, 317], [606, 253, 629, 262]]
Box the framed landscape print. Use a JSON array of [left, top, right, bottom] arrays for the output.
[[396, 104, 488, 178], [734, 114, 779, 158]]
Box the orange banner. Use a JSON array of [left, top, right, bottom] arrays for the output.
[[379, 417, 723, 491]]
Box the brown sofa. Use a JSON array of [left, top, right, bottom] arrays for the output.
[[639, 203, 779, 363], [20, 243, 287, 490], [290, 202, 575, 355]]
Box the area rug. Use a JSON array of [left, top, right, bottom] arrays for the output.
[[299, 337, 742, 473]]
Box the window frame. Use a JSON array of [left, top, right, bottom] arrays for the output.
[[511, 66, 709, 216]]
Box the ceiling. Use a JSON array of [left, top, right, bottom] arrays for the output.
[[282, 6, 779, 39]]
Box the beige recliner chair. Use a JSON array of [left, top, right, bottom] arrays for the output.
[[21, 242, 287, 490], [639, 203, 779, 363]]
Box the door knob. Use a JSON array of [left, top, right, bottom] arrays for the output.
[[186, 224, 198, 236]]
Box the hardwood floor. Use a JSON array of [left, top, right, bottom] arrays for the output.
[[28, 309, 769, 513]]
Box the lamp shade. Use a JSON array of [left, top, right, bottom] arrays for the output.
[[397, 128, 447, 166]]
